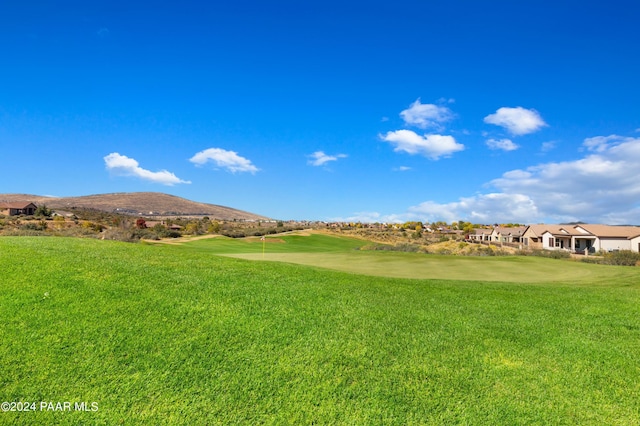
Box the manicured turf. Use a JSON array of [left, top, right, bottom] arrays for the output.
[[179, 233, 640, 283], [2, 236, 640, 424]]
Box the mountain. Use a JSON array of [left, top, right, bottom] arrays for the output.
[[0, 192, 269, 221]]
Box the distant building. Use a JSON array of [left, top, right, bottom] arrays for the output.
[[0, 202, 37, 216]]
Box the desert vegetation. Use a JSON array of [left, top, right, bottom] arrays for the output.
[[0, 209, 303, 242]]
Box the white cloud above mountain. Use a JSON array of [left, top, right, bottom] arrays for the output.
[[104, 152, 191, 186]]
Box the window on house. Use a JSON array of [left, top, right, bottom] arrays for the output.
[[548, 237, 554, 247], [523, 237, 528, 246]]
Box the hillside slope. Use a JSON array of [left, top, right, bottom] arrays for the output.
[[0, 192, 269, 220]]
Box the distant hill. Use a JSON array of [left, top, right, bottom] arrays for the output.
[[0, 192, 269, 221]]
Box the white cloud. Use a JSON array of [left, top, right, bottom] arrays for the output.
[[380, 130, 464, 160], [400, 99, 454, 130], [330, 211, 404, 224], [398, 135, 640, 224], [486, 138, 519, 151], [104, 153, 190, 186], [582, 134, 636, 153], [189, 148, 259, 173], [394, 166, 411, 172], [407, 193, 539, 224], [484, 107, 547, 135], [307, 151, 347, 167]]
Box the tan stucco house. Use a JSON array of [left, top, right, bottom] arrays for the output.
[[0, 202, 37, 216], [490, 226, 527, 243], [522, 224, 640, 253]]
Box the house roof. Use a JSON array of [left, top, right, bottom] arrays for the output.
[[493, 226, 527, 236], [473, 228, 491, 235], [0, 201, 37, 209], [525, 223, 640, 239], [525, 224, 583, 237], [574, 224, 640, 239]]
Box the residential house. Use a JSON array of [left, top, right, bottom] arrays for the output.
[[522, 224, 640, 253], [573, 224, 640, 253], [490, 226, 527, 244], [468, 228, 492, 242], [0, 202, 37, 216]]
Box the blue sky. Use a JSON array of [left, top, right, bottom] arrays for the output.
[[2, 1, 640, 224]]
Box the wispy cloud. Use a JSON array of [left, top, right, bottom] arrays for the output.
[[484, 106, 547, 135], [104, 153, 190, 185], [330, 211, 404, 224], [97, 28, 110, 39], [582, 134, 636, 153], [307, 151, 347, 167], [400, 99, 454, 130], [486, 138, 519, 151], [189, 148, 259, 173], [394, 166, 411, 172], [541, 141, 556, 152], [380, 130, 464, 160]]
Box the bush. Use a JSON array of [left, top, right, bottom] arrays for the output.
[[360, 243, 423, 253], [602, 250, 640, 266], [516, 249, 571, 259], [580, 257, 604, 265], [221, 231, 246, 238], [20, 221, 48, 231], [102, 228, 136, 242]]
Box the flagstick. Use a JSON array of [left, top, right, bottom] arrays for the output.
[[261, 236, 265, 259]]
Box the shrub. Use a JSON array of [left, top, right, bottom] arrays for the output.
[[221, 231, 246, 238], [360, 243, 423, 253], [516, 249, 571, 259], [20, 221, 48, 231], [581, 257, 604, 265], [393, 243, 422, 252], [602, 250, 640, 266], [102, 228, 136, 242]]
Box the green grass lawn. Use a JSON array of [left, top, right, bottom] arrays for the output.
[[178, 233, 640, 284], [2, 236, 640, 424]]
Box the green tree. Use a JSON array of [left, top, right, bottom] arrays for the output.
[[462, 222, 475, 234], [34, 204, 52, 217]]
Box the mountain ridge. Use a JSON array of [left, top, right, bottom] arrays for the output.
[[0, 192, 269, 221]]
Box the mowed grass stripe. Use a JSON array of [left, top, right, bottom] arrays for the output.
[[2, 237, 640, 424]]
